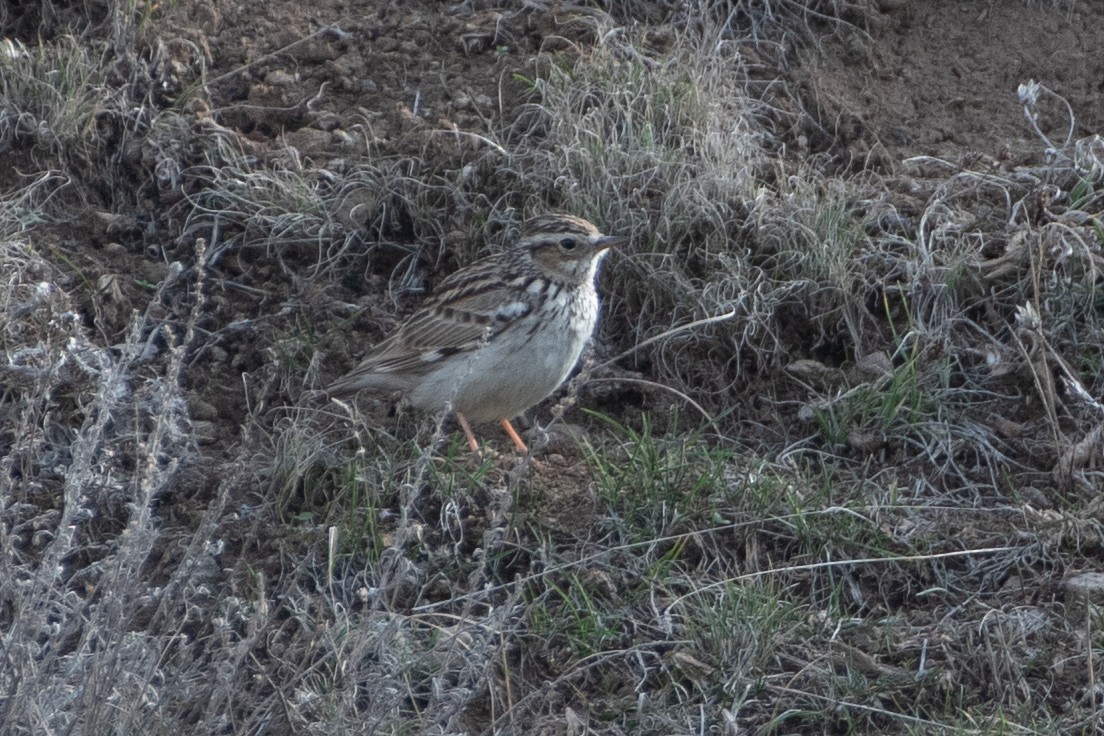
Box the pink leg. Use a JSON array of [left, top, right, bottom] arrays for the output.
[[456, 412, 481, 453], [500, 419, 529, 454]]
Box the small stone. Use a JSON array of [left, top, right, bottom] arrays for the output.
[[189, 396, 219, 421], [193, 420, 219, 445], [849, 352, 893, 382], [1065, 573, 1104, 601]]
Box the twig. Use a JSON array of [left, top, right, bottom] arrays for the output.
[[595, 308, 737, 370]]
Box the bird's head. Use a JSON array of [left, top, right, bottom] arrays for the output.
[[521, 214, 627, 284]]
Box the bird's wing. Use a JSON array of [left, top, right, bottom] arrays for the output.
[[354, 281, 535, 376]]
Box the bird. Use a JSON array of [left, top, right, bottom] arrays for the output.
[[327, 213, 627, 454]]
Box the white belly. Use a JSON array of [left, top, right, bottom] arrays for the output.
[[409, 290, 598, 422]]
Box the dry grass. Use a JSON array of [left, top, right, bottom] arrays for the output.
[[2, 1, 1104, 734]]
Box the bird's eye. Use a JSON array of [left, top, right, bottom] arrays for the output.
[[559, 237, 578, 251]]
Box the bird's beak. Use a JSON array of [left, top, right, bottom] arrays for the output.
[[595, 234, 629, 250]]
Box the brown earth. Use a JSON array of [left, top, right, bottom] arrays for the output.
[[174, 0, 1104, 165]]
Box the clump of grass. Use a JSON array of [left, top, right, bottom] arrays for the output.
[[0, 26, 198, 218], [503, 19, 776, 411], [582, 410, 728, 540], [0, 35, 115, 151], [178, 142, 445, 275]]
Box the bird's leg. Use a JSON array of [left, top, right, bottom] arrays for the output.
[[499, 418, 529, 454], [455, 412, 482, 453]]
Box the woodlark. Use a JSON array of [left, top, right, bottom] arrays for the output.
[[328, 214, 626, 453]]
